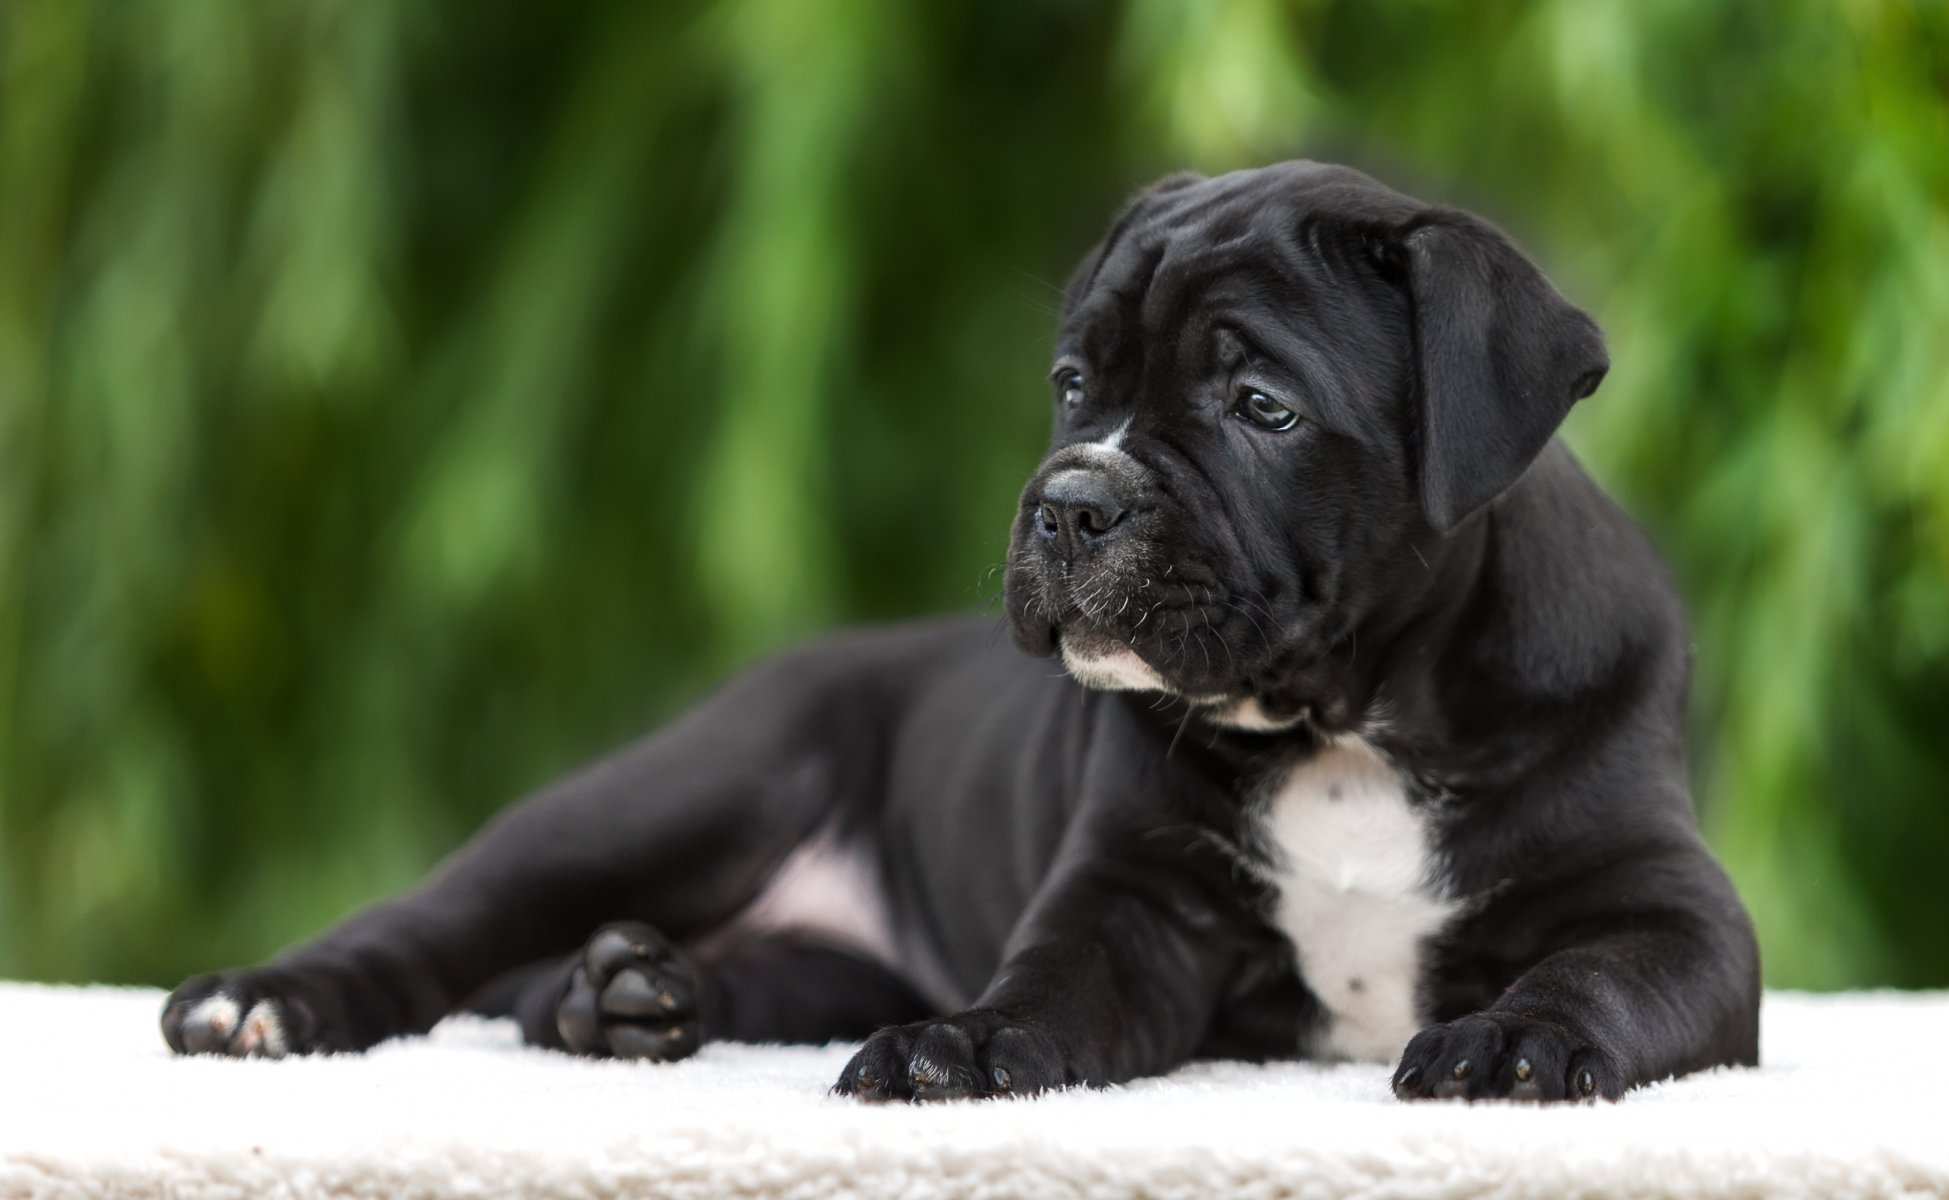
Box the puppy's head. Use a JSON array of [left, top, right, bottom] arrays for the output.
[[1003, 162, 1608, 726]]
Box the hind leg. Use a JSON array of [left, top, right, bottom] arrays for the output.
[[515, 921, 931, 1060], [160, 644, 897, 1059]]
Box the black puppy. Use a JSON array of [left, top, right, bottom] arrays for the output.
[[163, 161, 1760, 1103]]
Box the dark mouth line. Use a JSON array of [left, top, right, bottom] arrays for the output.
[[1006, 543, 1294, 694]]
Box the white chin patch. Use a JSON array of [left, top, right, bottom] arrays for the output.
[[1206, 698, 1309, 732], [1060, 642, 1170, 692]]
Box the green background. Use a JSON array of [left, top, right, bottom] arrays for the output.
[[2, 1, 1946, 991]]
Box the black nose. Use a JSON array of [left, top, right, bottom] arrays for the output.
[[1035, 469, 1130, 561]]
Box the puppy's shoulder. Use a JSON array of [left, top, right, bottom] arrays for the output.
[[1470, 440, 1687, 694]]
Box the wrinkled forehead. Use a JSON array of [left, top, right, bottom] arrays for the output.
[[1059, 164, 1422, 444], [1064, 250, 1251, 369], [1069, 181, 1281, 339], [1063, 163, 1419, 352]]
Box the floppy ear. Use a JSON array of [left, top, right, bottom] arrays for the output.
[[1063, 172, 1206, 312], [1394, 212, 1609, 532]]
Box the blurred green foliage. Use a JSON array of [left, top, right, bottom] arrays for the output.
[[2, 1, 1945, 991]]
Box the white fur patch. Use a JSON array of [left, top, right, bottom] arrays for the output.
[[1062, 421, 1139, 471], [187, 994, 240, 1040], [727, 827, 901, 970], [711, 826, 970, 1012], [237, 1001, 288, 1058], [1060, 642, 1170, 692], [1206, 698, 1308, 732], [1260, 737, 1456, 1063]]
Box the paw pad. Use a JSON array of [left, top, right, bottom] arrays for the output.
[[555, 921, 704, 1062]]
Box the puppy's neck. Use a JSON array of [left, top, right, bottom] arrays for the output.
[[1201, 517, 1491, 745]]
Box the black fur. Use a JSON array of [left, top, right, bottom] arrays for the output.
[[162, 161, 1759, 1103]]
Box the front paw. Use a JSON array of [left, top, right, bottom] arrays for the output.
[[833, 1010, 1067, 1102], [161, 971, 339, 1058], [1391, 1012, 1622, 1102]]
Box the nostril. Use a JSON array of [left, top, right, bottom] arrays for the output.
[[1077, 504, 1126, 538], [1034, 468, 1132, 556]]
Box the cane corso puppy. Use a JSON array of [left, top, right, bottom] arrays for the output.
[[163, 161, 1761, 1103]]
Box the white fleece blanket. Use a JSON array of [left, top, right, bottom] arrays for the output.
[[0, 985, 1943, 1200]]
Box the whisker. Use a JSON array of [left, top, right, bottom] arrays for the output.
[[1166, 705, 1196, 760], [1208, 607, 1238, 678], [1006, 286, 1065, 321], [1224, 597, 1273, 656]]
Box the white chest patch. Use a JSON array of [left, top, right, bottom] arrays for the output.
[[1259, 737, 1456, 1063]]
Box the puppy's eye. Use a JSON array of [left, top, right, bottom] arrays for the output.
[[1054, 369, 1086, 407], [1236, 390, 1300, 432]]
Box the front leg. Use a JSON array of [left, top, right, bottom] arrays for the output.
[[835, 853, 1250, 1101], [1394, 844, 1761, 1102]]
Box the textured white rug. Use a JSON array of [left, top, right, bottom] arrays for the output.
[[0, 984, 1943, 1200]]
